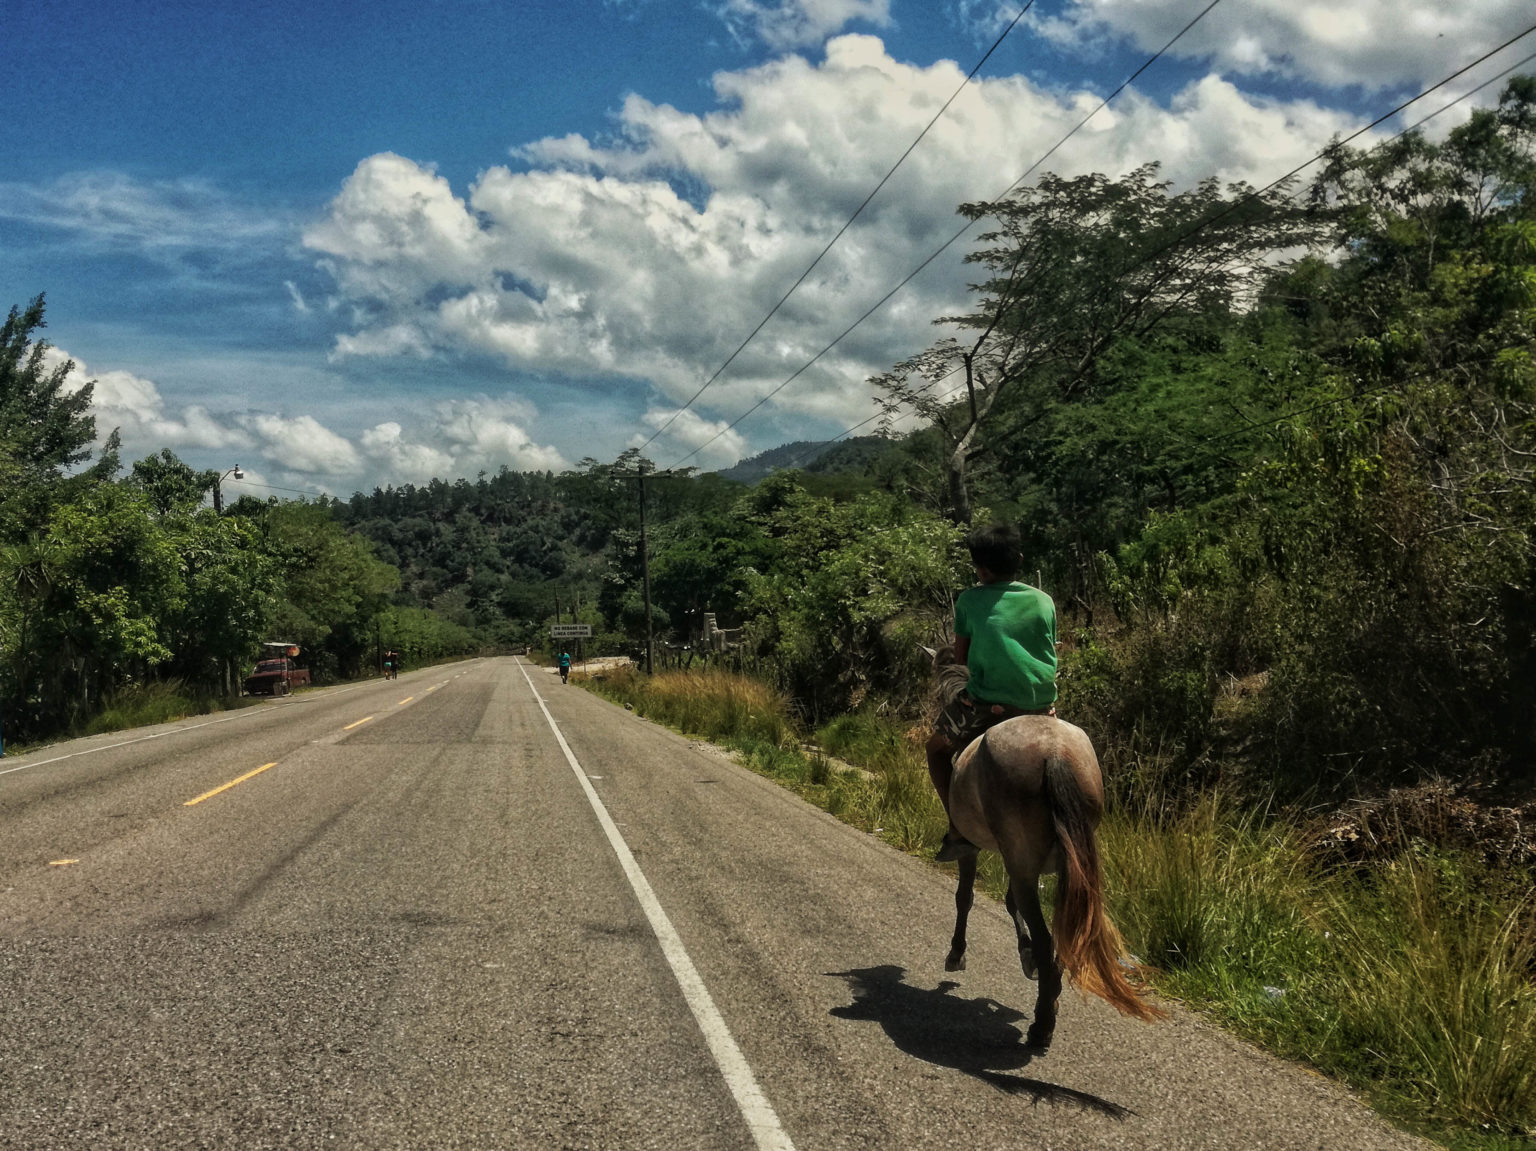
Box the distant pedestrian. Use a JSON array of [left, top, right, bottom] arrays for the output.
[[559, 650, 571, 683]]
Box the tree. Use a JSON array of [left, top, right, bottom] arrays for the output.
[[263, 502, 400, 678], [736, 476, 966, 719], [872, 166, 1323, 525], [0, 484, 179, 733], [0, 295, 107, 541], [128, 449, 218, 517]]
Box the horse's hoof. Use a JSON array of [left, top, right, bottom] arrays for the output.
[[1024, 1026, 1054, 1054], [945, 953, 967, 972]]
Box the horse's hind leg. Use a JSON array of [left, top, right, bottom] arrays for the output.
[[1006, 880, 1062, 1053], [945, 853, 977, 972]]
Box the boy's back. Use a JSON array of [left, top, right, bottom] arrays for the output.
[[956, 580, 1056, 712]]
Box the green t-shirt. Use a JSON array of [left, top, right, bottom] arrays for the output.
[[954, 580, 1057, 710]]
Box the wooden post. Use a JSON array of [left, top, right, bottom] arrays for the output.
[[639, 471, 655, 676]]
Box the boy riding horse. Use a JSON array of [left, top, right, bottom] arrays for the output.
[[927, 522, 1058, 861]]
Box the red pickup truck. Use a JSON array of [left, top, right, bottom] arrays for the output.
[[244, 653, 311, 696]]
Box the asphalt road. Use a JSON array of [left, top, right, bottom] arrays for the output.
[[0, 656, 1431, 1150]]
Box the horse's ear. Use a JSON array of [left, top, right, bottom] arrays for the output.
[[919, 644, 937, 659]]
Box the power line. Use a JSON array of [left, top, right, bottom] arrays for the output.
[[225, 478, 328, 498], [635, 1, 1039, 455], [681, 18, 1536, 474], [662, 0, 1229, 470], [1114, 21, 1536, 286], [772, 43, 1536, 473]]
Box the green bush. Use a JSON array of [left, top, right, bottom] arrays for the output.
[[82, 678, 234, 735]]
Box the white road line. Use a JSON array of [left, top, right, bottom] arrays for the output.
[[0, 679, 381, 779], [515, 659, 796, 1151], [0, 709, 268, 778]]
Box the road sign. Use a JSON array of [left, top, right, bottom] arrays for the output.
[[550, 624, 592, 638]]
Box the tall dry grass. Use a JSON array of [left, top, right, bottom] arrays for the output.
[[583, 665, 794, 748], [1102, 794, 1536, 1142], [581, 667, 1536, 1145]]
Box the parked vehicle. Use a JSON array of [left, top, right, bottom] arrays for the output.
[[244, 643, 311, 696]]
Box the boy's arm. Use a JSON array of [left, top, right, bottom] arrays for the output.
[[950, 636, 970, 666]]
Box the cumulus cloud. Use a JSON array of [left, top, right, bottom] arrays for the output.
[[632, 406, 749, 471], [41, 345, 569, 491], [46, 346, 248, 457], [985, 0, 1536, 92], [409, 396, 570, 476], [305, 34, 1362, 442], [240, 413, 363, 476]]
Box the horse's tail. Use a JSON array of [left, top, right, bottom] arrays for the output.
[[1044, 754, 1164, 1022]]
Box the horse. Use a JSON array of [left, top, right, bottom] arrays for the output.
[[931, 651, 1162, 1051]]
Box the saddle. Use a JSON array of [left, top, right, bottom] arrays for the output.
[[961, 695, 1053, 720]]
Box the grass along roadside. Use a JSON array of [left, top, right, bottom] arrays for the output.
[[579, 664, 1536, 1151], [81, 678, 257, 737]]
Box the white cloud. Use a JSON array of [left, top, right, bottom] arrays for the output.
[[306, 35, 1364, 443], [426, 396, 571, 475], [0, 171, 289, 252], [714, 0, 892, 50], [1006, 0, 1535, 92], [359, 422, 458, 483], [41, 345, 572, 492], [46, 346, 249, 456], [240, 413, 364, 476], [632, 406, 749, 470]]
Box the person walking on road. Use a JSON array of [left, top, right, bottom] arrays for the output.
[[559, 650, 571, 683]]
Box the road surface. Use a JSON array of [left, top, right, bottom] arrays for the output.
[[0, 657, 1429, 1149]]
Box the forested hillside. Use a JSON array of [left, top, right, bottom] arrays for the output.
[[3, 79, 1532, 800]]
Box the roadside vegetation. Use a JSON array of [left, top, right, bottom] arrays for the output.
[[583, 665, 1536, 1150], [79, 678, 254, 738]]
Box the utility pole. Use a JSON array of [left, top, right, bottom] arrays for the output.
[[638, 471, 654, 675], [613, 463, 680, 676]]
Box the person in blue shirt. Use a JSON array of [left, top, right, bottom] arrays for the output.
[[559, 650, 572, 683], [926, 522, 1058, 861]]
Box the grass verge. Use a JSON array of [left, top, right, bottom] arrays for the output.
[[582, 666, 1536, 1150], [80, 678, 255, 736]]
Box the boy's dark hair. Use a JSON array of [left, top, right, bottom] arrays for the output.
[[966, 522, 1022, 580]]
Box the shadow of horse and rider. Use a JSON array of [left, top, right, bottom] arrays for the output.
[[826, 964, 1132, 1119]]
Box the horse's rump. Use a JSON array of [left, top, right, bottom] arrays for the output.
[[970, 719, 1164, 1022]]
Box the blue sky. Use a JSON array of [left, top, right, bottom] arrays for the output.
[[4, 0, 1533, 498]]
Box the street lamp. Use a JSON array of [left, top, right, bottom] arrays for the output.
[[212, 465, 244, 514]]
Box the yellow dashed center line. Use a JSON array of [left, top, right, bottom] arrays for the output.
[[398, 696, 414, 705], [343, 716, 374, 730], [184, 762, 278, 807], [49, 859, 80, 867]]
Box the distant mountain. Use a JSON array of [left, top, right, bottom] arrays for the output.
[[713, 436, 891, 484]]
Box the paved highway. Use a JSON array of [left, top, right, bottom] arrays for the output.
[[0, 657, 1428, 1149]]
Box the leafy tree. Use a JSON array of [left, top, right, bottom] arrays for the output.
[[1094, 79, 1536, 791], [128, 449, 217, 517], [263, 502, 400, 678], [872, 165, 1323, 525], [0, 294, 112, 541], [0, 484, 178, 733], [737, 475, 966, 719]]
